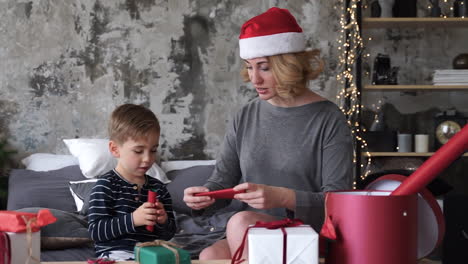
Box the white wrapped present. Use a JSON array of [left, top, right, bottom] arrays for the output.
[[248, 225, 318, 264], [6, 231, 41, 264]]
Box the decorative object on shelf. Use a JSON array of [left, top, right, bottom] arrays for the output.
[[429, 0, 442, 17], [433, 68, 468, 85], [453, 0, 467, 17], [453, 53, 468, 69], [397, 133, 412, 152], [388, 66, 399, 85], [378, 0, 395, 17], [372, 54, 398, 85], [433, 109, 467, 150], [392, 0, 417, 17], [370, 0, 382, 17], [414, 134, 429, 153]]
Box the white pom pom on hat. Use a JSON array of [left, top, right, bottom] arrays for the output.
[[239, 7, 306, 60]]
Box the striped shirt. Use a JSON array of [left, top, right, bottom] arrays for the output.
[[87, 169, 176, 256]]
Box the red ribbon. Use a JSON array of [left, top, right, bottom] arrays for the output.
[[231, 218, 304, 264]]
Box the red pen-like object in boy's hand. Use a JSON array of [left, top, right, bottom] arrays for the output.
[[146, 190, 157, 232], [194, 188, 246, 199]]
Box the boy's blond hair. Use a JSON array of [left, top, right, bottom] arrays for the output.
[[240, 49, 324, 98], [108, 104, 160, 144]]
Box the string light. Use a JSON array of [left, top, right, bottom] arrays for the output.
[[336, 0, 372, 187]]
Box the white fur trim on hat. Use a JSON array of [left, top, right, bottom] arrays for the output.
[[239, 32, 305, 60]]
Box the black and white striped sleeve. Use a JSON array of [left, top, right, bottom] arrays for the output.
[[87, 178, 136, 242]]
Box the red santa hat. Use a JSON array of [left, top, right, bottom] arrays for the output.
[[239, 7, 306, 60]]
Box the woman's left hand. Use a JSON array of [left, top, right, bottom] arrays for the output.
[[232, 182, 295, 210]]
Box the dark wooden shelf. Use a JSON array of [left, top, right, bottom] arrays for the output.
[[362, 152, 468, 157], [363, 17, 468, 28], [364, 85, 468, 90]]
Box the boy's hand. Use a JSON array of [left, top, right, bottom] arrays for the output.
[[153, 199, 168, 224], [132, 200, 167, 227]]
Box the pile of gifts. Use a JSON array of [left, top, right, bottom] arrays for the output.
[[0, 209, 56, 264]]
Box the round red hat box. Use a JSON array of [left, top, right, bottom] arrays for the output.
[[365, 174, 445, 258]]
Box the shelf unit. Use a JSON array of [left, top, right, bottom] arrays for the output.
[[362, 152, 468, 157], [364, 85, 468, 90], [356, 16, 468, 180], [363, 17, 468, 28]]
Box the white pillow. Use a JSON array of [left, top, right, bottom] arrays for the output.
[[21, 153, 79, 171], [63, 138, 170, 183]]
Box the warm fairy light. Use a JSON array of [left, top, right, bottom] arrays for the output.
[[336, 0, 372, 187]]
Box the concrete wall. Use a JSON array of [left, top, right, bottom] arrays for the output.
[[2, 0, 467, 166], [0, 0, 344, 162]]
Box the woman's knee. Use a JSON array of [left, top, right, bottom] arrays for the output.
[[227, 211, 276, 232], [198, 239, 231, 260]]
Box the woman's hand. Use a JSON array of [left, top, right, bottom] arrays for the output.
[[183, 186, 216, 210], [233, 182, 296, 210]]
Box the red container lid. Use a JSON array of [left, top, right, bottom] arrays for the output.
[[365, 174, 445, 258]]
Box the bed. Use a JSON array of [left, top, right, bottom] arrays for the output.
[[6, 139, 242, 261]]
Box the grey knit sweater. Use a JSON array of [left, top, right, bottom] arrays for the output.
[[204, 98, 353, 231]]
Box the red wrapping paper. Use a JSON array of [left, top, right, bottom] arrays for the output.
[[146, 190, 157, 232], [0, 209, 56, 233], [392, 124, 468, 196]]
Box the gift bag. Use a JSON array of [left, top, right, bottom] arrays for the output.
[[0, 209, 56, 264]]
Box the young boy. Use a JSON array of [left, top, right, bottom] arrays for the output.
[[87, 103, 176, 261]]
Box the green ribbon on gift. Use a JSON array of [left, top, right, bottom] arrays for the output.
[[135, 240, 182, 264]]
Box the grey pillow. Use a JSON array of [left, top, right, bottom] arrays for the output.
[[166, 165, 215, 215], [17, 207, 92, 250], [68, 179, 97, 216], [7, 165, 87, 212]]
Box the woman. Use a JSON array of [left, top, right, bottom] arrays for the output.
[[183, 7, 353, 260]]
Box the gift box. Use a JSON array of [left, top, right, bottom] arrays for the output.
[[248, 225, 318, 264], [6, 231, 41, 264], [134, 240, 190, 264], [0, 209, 56, 264]]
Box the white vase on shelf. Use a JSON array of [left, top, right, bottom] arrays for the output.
[[378, 0, 395, 17]]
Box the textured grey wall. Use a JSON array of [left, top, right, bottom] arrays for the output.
[[0, 0, 343, 162]]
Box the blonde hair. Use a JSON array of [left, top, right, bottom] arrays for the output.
[[240, 49, 324, 98], [108, 104, 160, 144]]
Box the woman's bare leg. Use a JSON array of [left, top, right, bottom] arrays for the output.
[[198, 239, 231, 260], [226, 211, 277, 260]]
